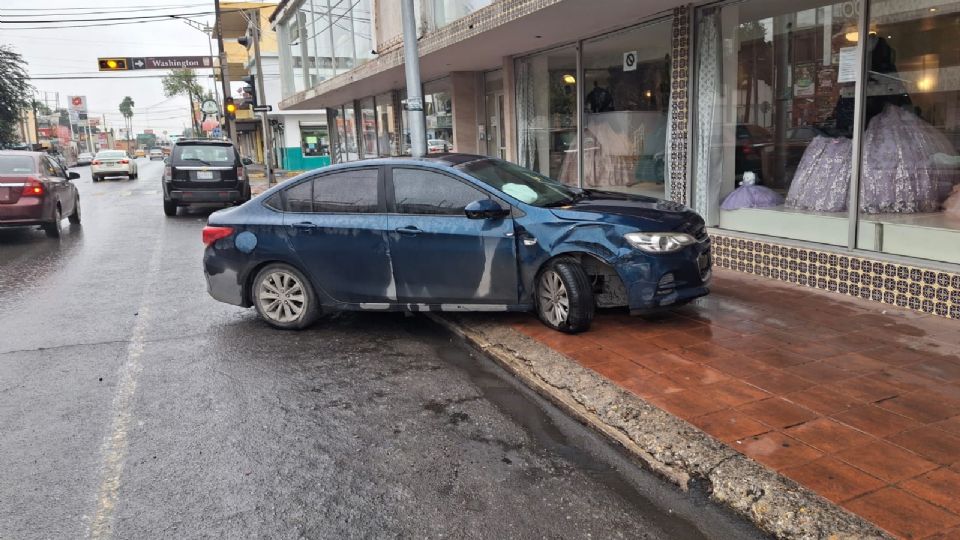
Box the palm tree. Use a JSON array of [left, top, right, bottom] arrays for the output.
[[119, 96, 135, 152], [161, 69, 203, 135]]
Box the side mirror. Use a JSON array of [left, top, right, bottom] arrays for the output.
[[68, 171, 80, 180], [163, 157, 170, 164], [464, 198, 509, 220], [241, 157, 254, 166]]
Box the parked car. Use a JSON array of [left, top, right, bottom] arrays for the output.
[[427, 139, 452, 153], [77, 152, 94, 166], [91, 150, 138, 181], [202, 155, 711, 333], [149, 148, 164, 160], [0, 151, 81, 238], [163, 139, 251, 216], [734, 124, 773, 186]]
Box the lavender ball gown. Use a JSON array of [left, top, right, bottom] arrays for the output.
[[785, 136, 852, 212], [721, 172, 784, 210], [860, 105, 958, 213]]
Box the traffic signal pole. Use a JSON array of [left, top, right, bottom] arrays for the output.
[[214, 0, 236, 142], [250, 14, 274, 184]]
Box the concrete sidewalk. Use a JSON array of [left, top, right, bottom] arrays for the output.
[[442, 268, 960, 539]]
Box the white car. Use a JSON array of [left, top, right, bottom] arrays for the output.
[[77, 152, 93, 166], [427, 139, 452, 153], [148, 148, 164, 160], [91, 150, 138, 182]]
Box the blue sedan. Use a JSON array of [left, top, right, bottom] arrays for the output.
[[202, 155, 711, 333]]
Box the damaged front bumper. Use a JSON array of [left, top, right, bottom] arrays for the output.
[[612, 239, 712, 313]]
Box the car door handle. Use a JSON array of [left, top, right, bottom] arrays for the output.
[[395, 226, 422, 236], [293, 221, 317, 229]]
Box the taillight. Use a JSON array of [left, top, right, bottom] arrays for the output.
[[236, 166, 244, 179], [22, 178, 45, 197], [120, 159, 129, 164], [92, 160, 101, 165], [741, 145, 754, 155], [202, 226, 235, 246]]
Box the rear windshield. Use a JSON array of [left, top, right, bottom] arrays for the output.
[[0, 155, 36, 174], [173, 144, 235, 164], [96, 151, 127, 159]]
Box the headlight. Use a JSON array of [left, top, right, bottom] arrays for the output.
[[625, 232, 696, 253]]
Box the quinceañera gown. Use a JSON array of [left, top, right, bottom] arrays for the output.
[[860, 104, 958, 214], [785, 136, 852, 212], [721, 171, 784, 210]]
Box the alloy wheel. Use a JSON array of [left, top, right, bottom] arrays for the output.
[[538, 269, 570, 326], [257, 271, 307, 323]]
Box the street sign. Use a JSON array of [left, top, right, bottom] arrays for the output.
[[406, 96, 423, 111], [201, 100, 219, 115], [128, 56, 213, 69], [623, 51, 638, 72], [67, 95, 87, 113], [252, 105, 273, 112]]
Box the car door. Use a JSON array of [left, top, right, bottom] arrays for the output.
[[41, 157, 73, 216], [386, 166, 519, 306], [282, 167, 394, 304]]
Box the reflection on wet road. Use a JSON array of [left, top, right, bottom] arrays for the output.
[[0, 159, 763, 538]]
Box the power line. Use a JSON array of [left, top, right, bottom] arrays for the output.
[[0, 3, 199, 11], [0, 5, 201, 17]]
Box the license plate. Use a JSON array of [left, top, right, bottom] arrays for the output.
[[197, 171, 214, 180], [0, 187, 10, 203], [105, 161, 117, 166]]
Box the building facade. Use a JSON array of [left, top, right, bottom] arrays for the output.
[[269, 0, 960, 320]]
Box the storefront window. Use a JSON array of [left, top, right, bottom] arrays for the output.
[[430, 0, 492, 28], [483, 70, 506, 159], [332, 106, 347, 163], [286, 12, 307, 93], [855, 0, 960, 264], [517, 45, 578, 184], [424, 79, 453, 153], [359, 97, 378, 158], [301, 125, 329, 157], [694, 1, 859, 246], [376, 92, 400, 157], [580, 20, 671, 197], [342, 104, 359, 161]]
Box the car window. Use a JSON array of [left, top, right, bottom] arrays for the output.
[[392, 168, 491, 215], [456, 158, 575, 207], [173, 144, 235, 164], [284, 181, 314, 213], [313, 169, 379, 213], [0, 155, 36, 174], [41, 157, 62, 178]]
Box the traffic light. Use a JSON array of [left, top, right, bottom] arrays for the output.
[[241, 75, 258, 108], [98, 57, 129, 71], [224, 97, 237, 120]]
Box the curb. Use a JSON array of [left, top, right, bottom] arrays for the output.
[[429, 313, 891, 540]]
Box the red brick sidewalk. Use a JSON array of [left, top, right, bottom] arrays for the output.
[[509, 268, 960, 539]]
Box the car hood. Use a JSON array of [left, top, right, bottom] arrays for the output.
[[548, 190, 703, 231]]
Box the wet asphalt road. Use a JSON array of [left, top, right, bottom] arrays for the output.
[[0, 160, 764, 539]]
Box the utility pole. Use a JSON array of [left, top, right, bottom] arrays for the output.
[[214, 0, 235, 142], [401, 0, 425, 157], [250, 12, 275, 184]]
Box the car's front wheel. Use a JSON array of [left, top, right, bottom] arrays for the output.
[[251, 264, 320, 330], [536, 259, 594, 333]]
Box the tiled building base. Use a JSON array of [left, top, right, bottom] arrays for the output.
[[712, 233, 960, 321]]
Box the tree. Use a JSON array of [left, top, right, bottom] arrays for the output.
[[119, 96, 135, 151], [162, 69, 203, 135], [0, 45, 33, 146]]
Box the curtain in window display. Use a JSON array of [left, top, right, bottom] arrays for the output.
[[516, 60, 538, 172], [693, 8, 722, 224]]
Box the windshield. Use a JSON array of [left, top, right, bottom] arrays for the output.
[[96, 151, 126, 159], [457, 158, 579, 207], [0, 155, 36, 174], [173, 144, 234, 164]]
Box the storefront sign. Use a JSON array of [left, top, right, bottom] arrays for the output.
[[838, 46, 858, 83]]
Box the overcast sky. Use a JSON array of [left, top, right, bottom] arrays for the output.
[[2, 1, 229, 136]]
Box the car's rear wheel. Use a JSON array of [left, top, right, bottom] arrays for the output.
[[251, 264, 320, 330], [44, 206, 63, 238], [68, 196, 81, 224], [536, 259, 594, 333], [163, 199, 177, 216], [92, 175, 100, 182]]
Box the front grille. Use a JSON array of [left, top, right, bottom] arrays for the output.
[[656, 273, 676, 296], [698, 250, 712, 279]]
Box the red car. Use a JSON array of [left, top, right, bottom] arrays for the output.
[[0, 151, 81, 238]]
